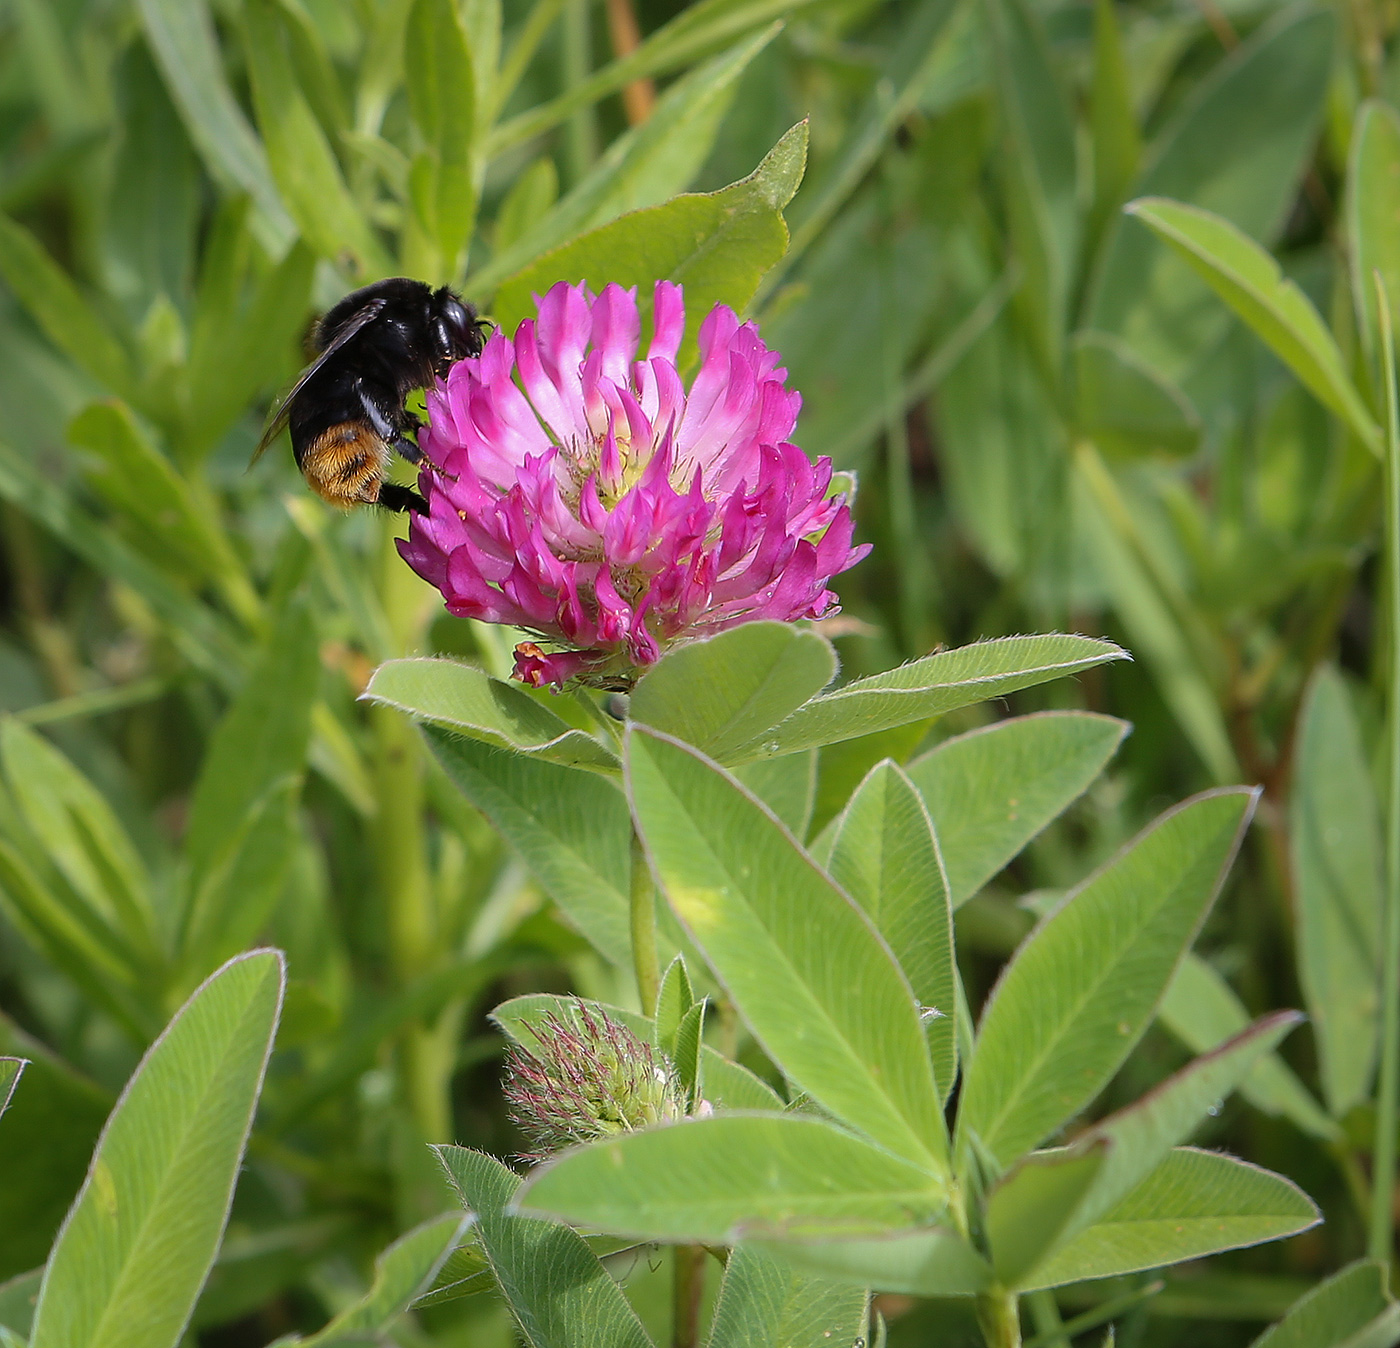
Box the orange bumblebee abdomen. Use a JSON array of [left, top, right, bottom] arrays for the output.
[[298, 423, 390, 508]]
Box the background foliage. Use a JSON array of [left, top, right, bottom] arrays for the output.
[[0, 0, 1397, 1342]]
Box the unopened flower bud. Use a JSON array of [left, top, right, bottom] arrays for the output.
[[503, 1000, 686, 1161]]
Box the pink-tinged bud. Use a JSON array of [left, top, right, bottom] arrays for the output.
[[399, 281, 870, 688], [503, 1001, 686, 1162]]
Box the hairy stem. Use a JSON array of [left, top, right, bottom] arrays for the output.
[[976, 1290, 1022, 1348]]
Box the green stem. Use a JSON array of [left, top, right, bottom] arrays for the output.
[[1023, 1290, 1068, 1348], [630, 827, 660, 1017], [671, 1244, 704, 1348], [561, 0, 597, 187], [374, 522, 449, 1144], [1371, 273, 1400, 1263], [975, 1289, 1022, 1348]]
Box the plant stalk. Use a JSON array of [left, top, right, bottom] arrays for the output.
[[671, 1244, 704, 1348], [630, 827, 660, 1017], [976, 1289, 1022, 1348], [1370, 272, 1400, 1264]]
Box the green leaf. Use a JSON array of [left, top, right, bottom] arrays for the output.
[[957, 788, 1256, 1168], [0, 1268, 40, 1339], [1072, 332, 1202, 459], [627, 727, 945, 1171], [1348, 102, 1400, 370], [629, 623, 836, 763], [1160, 954, 1339, 1141], [436, 1146, 654, 1348], [1250, 1259, 1396, 1348], [29, 950, 285, 1348], [178, 601, 317, 971], [740, 635, 1128, 761], [296, 1213, 467, 1346], [1086, 0, 1140, 254], [243, 0, 388, 274], [410, 1241, 491, 1309], [653, 954, 695, 1053], [827, 761, 956, 1096], [734, 752, 818, 839], [366, 659, 618, 770], [517, 1115, 946, 1241], [752, 1226, 991, 1298], [1291, 665, 1383, 1116], [1023, 1148, 1319, 1290], [905, 711, 1127, 907], [1071, 1012, 1302, 1235], [491, 122, 807, 370], [1125, 198, 1378, 454], [404, 0, 477, 277], [491, 993, 782, 1112], [985, 1143, 1108, 1289], [0, 719, 157, 961], [0, 212, 135, 396], [68, 401, 252, 612], [1089, 7, 1336, 377], [473, 24, 776, 295], [0, 1016, 109, 1278], [706, 1245, 867, 1348], [0, 1058, 22, 1121], [428, 730, 633, 967], [986, 0, 1077, 377], [135, 0, 295, 250]]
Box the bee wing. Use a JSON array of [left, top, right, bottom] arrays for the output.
[[251, 296, 391, 462]]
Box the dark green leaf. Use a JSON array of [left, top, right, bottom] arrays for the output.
[[436, 1146, 654, 1348], [1250, 1259, 1395, 1348], [1072, 332, 1202, 459]]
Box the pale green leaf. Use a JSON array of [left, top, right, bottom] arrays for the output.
[[985, 1143, 1108, 1289], [1125, 198, 1378, 453], [627, 727, 945, 1171], [366, 659, 618, 770], [706, 1245, 866, 1348], [29, 950, 285, 1348], [517, 1115, 946, 1241], [958, 789, 1256, 1167], [1024, 1148, 1319, 1289], [1251, 1259, 1394, 1348]]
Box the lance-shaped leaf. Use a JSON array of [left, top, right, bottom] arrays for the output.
[[1022, 1148, 1319, 1289], [0, 1058, 22, 1120], [1069, 1011, 1302, 1235], [518, 1115, 947, 1242], [436, 1146, 654, 1348], [0, 1268, 40, 1339], [1250, 1259, 1397, 1348], [753, 1225, 992, 1298], [1072, 332, 1201, 459], [827, 760, 955, 1095], [492, 993, 782, 1112], [627, 727, 945, 1172], [1126, 198, 1379, 453], [629, 622, 835, 764], [428, 729, 633, 967], [28, 950, 285, 1348], [958, 789, 1256, 1167], [707, 1245, 867, 1348], [1160, 954, 1339, 1141], [293, 1213, 467, 1346], [738, 635, 1128, 761], [985, 1143, 1109, 1290], [367, 659, 618, 770], [906, 711, 1127, 907], [1290, 665, 1383, 1116]]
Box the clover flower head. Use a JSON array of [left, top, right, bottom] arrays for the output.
[[502, 1000, 685, 1162], [399, 280, 869, 688]]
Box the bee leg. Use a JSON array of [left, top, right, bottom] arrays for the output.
[[377, 483, 428, 514]]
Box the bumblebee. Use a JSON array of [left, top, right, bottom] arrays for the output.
[[255, 277, 487, 513]]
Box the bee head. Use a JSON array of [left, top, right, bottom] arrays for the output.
[[432, 288, 488, 371]]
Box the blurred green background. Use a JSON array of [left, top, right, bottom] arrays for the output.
[[0, 0, 1394, 1341]]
